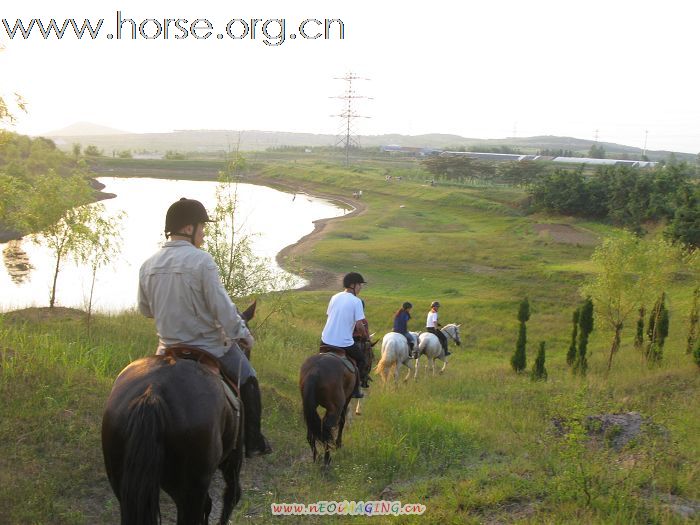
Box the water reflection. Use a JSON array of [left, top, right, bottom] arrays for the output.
[[3, 240, 33, 284]]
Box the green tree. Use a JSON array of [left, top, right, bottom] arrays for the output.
[[117, 149, 132, 159], [164, 150, 186, 160], [0, 174, 27, 230], [74, 205, 124, 332], [645, 292, 669, 363], [72, 143, 81, 157], [27, 172, 94, 307], [498, 161, 546, 187], [580, 232, 681, 372], [588, 144, 606, 159], [666, 185, 700, 248], [573, 298, 594, 376], [634, 307, 645, 349], [511, 297, 530, 372], [531, 341, 548, 381], [685, 250, 700, 354], [84, 145, 102, 157], [566, 308, 579, 366]]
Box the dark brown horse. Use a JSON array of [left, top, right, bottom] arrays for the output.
[[299, 338, 376, 466], [101, 303, 256, 525]]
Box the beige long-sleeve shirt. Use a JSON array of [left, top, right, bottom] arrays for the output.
[[138, 240, 250, 357]]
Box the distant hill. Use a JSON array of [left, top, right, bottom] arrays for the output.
[[45, 122, 130, 136], [39, 125, 695, 162]]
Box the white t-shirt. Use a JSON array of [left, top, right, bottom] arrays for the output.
[[426, 310, 438, 328], [321, 291, 365, 347]]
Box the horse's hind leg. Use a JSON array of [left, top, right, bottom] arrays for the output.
[[175, 479, 210, 525], [219, 449, 243, 524]]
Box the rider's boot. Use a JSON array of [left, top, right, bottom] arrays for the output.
[[409, 342, 416, 359], [239, 377, 273, 458], [444, 344, 451, 357]]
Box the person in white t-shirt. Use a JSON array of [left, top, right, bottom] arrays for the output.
[[426, 300, 450, 356], [321, 272, 369, 398]]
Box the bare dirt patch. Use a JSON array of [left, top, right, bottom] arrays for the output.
[[2, 307, 86, 323], [533, 223, 598, 246]]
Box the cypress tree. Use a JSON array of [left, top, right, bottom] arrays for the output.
[[531, 341, 548, 381], [511, 298, 529, 372], [574, 297, 594, 376], [566, 308, 579, 366], [646, 293, 669, 363], [634, 306, 645, 350], [687, 287, 699, 354]]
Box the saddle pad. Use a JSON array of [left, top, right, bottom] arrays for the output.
[[322, 352, 356, 374], [221, 380, 242, 450]]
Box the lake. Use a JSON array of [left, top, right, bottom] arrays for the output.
[[0, 177, 347, 312]]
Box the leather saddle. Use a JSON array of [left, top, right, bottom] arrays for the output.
[[164, 345, 241, 399]]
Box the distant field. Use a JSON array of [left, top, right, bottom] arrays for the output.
[[1, 159, 698, 524]]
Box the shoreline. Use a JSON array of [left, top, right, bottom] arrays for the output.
[[251, 175, 368, 291]]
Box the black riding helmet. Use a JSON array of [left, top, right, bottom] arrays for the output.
[[343, 272, 367, 288], [402, 301, 413, 309], [164, 198, 212, 238]]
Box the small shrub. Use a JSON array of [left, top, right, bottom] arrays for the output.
[[511, 298, 529, 373]]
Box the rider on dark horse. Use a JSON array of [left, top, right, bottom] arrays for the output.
[[320, 272, 370, 399], [426, 300, 450, 356], [138, 197, 272, 458], [393, 301, 416, 358]]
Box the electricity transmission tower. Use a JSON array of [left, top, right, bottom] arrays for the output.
[[331, 73, 372, 166]]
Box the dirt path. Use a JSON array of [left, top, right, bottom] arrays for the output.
[[252, 175, 368, 291]]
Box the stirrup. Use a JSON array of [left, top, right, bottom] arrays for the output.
[[352, 388, 364, 399]]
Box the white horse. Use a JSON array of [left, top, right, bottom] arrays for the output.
[[375, 331, 419, 385], [415, 323, 462, 378]]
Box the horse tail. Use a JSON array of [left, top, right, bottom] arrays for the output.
[[375, 347, 392, 382], [120, 385, 165, 525], [302, 373, 326, 445]]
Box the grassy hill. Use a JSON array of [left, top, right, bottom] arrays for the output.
[[1, 159, 698, 524]]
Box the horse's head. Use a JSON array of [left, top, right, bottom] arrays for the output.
[[240, 300, 257, 323], [239, 301, 257, 359], [355, 333, 379, 378], [445, 323, 462, 346]]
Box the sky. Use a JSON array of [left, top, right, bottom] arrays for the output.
[[1, 0, 699, 153]]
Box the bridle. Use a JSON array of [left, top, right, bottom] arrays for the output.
[[442, 325, 461, 345]]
